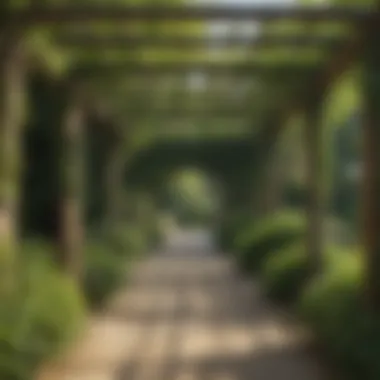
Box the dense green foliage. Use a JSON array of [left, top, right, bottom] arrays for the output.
[[84, 242, 128, 308], [165, 169, 220, 227], [229, 211, 378, 379], [0, 224, 152, 379], [297, 251, 380, 380], [84, 224, 148, 308], [3, 1, 376, 380], [331, 113, 360, 228], [0, 242, 86, 380], [233, 210, 305, 273], [261, 242, 311, 304], [217, 213, 253, 252]]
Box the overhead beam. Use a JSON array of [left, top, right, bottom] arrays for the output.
[[10, 5, 373, 25], [121, 109, 260, 118], [70, 61, 321, 78], [121, 106, 258, 113], [256, 28, 364, 144], [57, 34, 347, 50]]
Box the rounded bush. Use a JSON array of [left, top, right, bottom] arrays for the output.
[[233, 210, 305, 274], [97, 224, 148, 257], [83, 243, 127, 308], [217, 213, 254, 252], [298, 251, 380, 379], [0, 243, 86, 379], [261, 243, 311, 304]]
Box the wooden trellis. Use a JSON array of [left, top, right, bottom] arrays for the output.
[[2, 3, 380, 310]]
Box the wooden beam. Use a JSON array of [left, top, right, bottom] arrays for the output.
[[70, 61, 321, 78], [258, 31, 361, 143], [11, 5, 372, 24], [57, 34, 346, 50], [119, 107, 260, 117]]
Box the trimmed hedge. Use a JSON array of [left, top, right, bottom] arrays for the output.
[[229, 210, 379, 379], [233, 210, 305, 273], [297, 251, 380, 379], [261, 242, 311, 304], [217, 213, 253, 252], [0, 242, 86, 380], [0, 222, 149, 379], [83, 242, 127, 308], [84, 223, 148, 308], [101, 224, 147, 257], [260, 240, 380, 379]]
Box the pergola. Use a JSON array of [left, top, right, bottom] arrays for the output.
[[1, 2, 380, 308]]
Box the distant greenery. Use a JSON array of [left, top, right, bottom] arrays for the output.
[[166, 168, 220, 226]]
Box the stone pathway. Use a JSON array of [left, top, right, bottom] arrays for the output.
[[38, 249, 330, 380]]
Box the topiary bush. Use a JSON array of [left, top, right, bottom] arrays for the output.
[[0, 242, 86, 380], [297, 250, 380, 379], [233, 210, 305, 274], [261, 242, 311, 305]]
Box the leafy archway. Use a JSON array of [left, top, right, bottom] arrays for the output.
[[124, 136, 262, 216]]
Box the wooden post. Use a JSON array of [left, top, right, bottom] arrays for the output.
[[59, 86, 85, 280], [304, 91, 324, 273], [0, 31, 26, 290], [261, 142, 283, 216], [253, 120, 280, 219], [362, 17, 380, 311], [105, 135, 125, 229]]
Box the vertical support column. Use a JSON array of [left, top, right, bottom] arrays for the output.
[[254, 154, 272, 218], [0, 31, 26, 289], [60, 86, 85, 280], [261, 143, 282, 216], [252, 119, 280, 219], [362, 20, 380, 311], [304, 92, 324, 273], [105, 134, 125, 229]]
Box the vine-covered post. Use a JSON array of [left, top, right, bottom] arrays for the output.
[[0, 30, 27, 290], [252, 119, 280, 219], [59, 84, 86, 280], [260, 142, 283, 216], [304, 91, 324, 273], [362, 17, 380, 311], [105, 131, 126, 229]]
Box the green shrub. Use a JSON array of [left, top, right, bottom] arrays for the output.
[[217, 213, 253, 252], [298, 251, 380, 379], [83, 242, 127, 308], [84, 223, 149, 308], [0, 242, 86, 380], [97, 223, 148, 257], [233, 210, 305, 274], [261, 242, 311, 304]]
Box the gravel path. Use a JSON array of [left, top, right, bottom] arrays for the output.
[[38, 248, 330, 380]]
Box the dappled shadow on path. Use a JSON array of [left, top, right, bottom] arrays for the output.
[[38, 248, 331, 380], [111, 249, 330, 380]]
